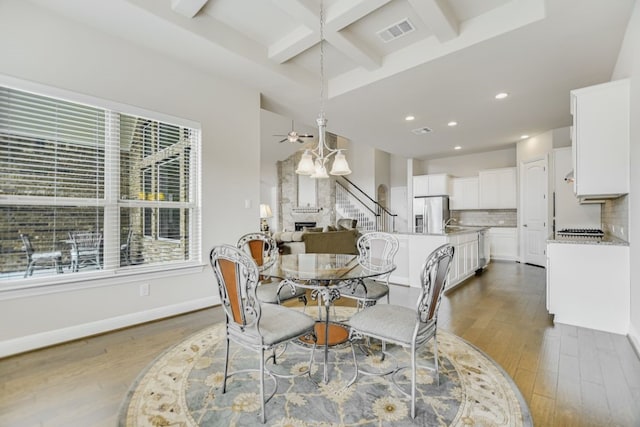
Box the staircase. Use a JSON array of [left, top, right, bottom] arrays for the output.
[[335, 177, 396, 232]]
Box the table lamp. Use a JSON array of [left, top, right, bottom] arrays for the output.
[[259, 204, 273, 233]]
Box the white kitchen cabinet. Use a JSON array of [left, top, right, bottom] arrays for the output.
[[450, 177, 479, 210], [547, 241, 629, 334], [571, 79, 629, 200], [407, 233, 449, 288], [388, 233, 410, 286], [488, 227, 517, 261], [413, 174, 450, 197], [403, 231, 477, 290], [479, 168, 516, 209], [447, 232, 479, 290]]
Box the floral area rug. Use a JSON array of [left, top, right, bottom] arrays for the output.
[[119, 307, 532, 426]]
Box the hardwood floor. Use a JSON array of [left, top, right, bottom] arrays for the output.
[[1, 261, 639, 426]]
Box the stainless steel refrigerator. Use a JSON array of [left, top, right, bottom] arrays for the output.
[[413, 195, 450, 234]]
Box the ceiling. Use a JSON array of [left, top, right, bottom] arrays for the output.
[[31, 0, 635, 161]]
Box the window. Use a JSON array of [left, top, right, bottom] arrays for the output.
[[0, 83, 201, 284]]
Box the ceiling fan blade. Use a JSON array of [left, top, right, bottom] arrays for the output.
[[299, 134, 314, 138], [279, 138, 287, 143], [296, 139, 305, 144]]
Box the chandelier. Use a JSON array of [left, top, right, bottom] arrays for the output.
[[295, 0, 351, 179]]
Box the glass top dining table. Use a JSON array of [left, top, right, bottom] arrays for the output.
[[263, 253, 396, 383], [263, 253, 394, 283]]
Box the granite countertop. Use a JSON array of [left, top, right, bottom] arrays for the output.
[[547, 233, 629, 246], [394, 226, 489, 237]]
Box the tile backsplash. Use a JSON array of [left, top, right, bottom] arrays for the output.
[[602, 195, 628, 241], [450, 209, 517, 227]]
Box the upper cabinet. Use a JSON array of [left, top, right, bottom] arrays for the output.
[[571, 79, 629, 200], [479, 167, 516, 209], [413, 174, 450, 197], [450, 177, 479, 210]]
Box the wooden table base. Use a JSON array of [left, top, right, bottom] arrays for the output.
[[299, 322, 349, 346]]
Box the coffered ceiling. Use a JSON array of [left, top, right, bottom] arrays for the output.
[[31, 0, 635, 161]]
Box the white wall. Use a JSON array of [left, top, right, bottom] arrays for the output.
[[374, 150, 391, 199], [517, 132, 553, 164], [552, 127, 571, 148], [344, 139, 376, 196], [612, 0, 640, 351], [0, 1, 260, 356], [390, 154, 409, 232], [419, 147, 517, 177]]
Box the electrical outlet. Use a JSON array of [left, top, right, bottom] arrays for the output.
[[139, 283, 150, 296]]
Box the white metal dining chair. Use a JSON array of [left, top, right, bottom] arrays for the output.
[[20, 234, 63, 277], [210, 244, 317, 423], [348, 243, 455, 418], [341, 232, 399, 309], [237, 232, 307, 306], [68, 231, 102, 271]]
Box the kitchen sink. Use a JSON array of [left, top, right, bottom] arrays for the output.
[[444, 225, 480, 233], [444, 225, 468, 230]]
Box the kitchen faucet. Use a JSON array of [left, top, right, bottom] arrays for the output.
[[444, 218, 457, 228]]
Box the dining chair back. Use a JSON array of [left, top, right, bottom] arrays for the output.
[[210, 244, 316, 423], [120, 228, 133, 266], [348, 243, 454, 418], [69, 231, 102, 272], [20, 234, 63, 277], [342, 232, 399, 307], [236, 232, 307, 305], [236, 232, 278, 272]]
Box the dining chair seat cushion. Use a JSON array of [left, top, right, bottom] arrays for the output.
[[256, 281, 306, 304], [348, 304, 435, 344], [258, 304, 316, 346], [344, 279, 389, 300]]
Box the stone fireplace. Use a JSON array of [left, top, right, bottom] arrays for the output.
[[294, 221, 317, 231]]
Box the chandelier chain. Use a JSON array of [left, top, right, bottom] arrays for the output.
[[319, 0, 325, 118]]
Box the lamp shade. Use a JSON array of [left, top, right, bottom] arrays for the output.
[[295, 150, 315, 175], [311, 160, 329, 179], [330, 150, 351, 175], [259, 204, 273, 219]]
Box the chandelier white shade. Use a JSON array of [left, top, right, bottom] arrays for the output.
[[295, 0, 351, 179]]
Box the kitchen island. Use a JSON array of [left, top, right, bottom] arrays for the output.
[[389, 227, 487, 291], [546, 233, 629, 334]]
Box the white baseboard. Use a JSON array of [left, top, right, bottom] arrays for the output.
[[0, 297, 217, 358], [629, 322, 640, 359], [491, 255, 518, 262]]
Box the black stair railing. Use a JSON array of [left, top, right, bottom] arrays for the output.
[[335, 177, 397, 232]]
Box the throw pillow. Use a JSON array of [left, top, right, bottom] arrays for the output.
[[303, 226, 323, 232], [323, 225, 337, 232]]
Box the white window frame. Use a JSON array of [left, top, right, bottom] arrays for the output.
[[0, 75, 202, 291]]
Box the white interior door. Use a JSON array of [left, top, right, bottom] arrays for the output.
[[522, 159, 548, 267]]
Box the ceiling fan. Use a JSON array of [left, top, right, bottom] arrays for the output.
[[274, 120, 313, 144]]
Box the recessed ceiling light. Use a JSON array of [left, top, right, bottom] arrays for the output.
[[520, 134, 529, 139], [405, 115, 415, 121], [454, 146, 462, 150], [447, 121, 458, 127], [495, 92, 509, 99]]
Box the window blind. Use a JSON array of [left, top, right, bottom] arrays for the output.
[[0, 85, 201, 283]]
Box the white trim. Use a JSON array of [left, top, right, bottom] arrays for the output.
[[491, 255, 519, 262], [0, 296, 218, 358], [629, 322, 640, 359], [0, 264, 207, 300]]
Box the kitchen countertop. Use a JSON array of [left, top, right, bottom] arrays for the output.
[[547, 233, 628, 246], [394, 226, 489, 237]]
